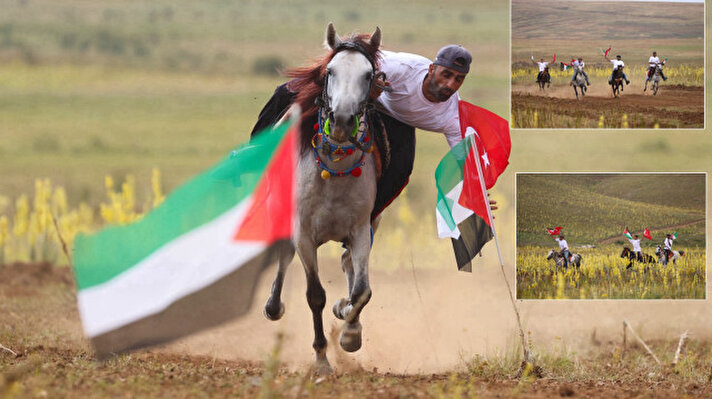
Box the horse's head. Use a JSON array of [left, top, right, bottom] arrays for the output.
[[655, 246, 661, 255], [546, 249, 555, 260], [323, 23, 381, 142], [620, 247, 629, 258]]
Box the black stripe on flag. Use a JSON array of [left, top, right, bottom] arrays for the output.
[[450, 213, 493, 272]]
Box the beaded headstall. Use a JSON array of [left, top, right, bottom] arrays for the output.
[[312, 108, 373, 180]]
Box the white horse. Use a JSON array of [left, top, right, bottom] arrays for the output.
[[655, 245, 683, 265], [644, 64, 663, 95], [546, 249, 582, 270], [572, 66, 587, 99], [262, 23, 382, 375]]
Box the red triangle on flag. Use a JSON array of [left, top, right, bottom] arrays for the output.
[[233, 126, 296, 242]]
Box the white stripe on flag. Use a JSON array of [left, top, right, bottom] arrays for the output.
[[78, 197, 266, 337], [436, 181, 474, 239]]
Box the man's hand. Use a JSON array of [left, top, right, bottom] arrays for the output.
[[369, 76, 390, 100], [487, 194, 498, 219]]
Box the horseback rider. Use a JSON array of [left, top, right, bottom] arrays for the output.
[[627, 234, 643, 262], [250, 43, 496, 221], [646, 51, 667, 83], [554, 234, 570, 267], [570, 57, 590, 86], [663, 233, 676, 260], [531, 56, 551, 84], [604, 53, 630, 85]]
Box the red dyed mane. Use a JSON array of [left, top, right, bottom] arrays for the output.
[[285, 33, 381, 151]]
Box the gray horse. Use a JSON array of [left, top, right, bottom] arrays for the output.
[[262, 23, 382, 376], [644, 64, 663, 95], [547, 249, 582, 270], [655, 245, 684, 265], [572, 66, 587, 99]]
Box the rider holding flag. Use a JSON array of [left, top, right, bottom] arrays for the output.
[[531, 56, 552, 85], [569, 57, 590, 86], [604, 52, 630, 85], [646, 51, 667, 85]]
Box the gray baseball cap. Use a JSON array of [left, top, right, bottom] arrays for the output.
[[433, 45, 472, 74]]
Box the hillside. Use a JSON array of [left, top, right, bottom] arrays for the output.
[[512, 0, 704, 41], [516, 174, 705, 247]]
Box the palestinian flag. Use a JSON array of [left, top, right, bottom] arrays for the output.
[[643, 228, 652, 240], [546, 227, 562, 236], [73, 121, 297, 358], [435, 101, 510, 271], [624, 227, 633, 240], [672, 232, 678, 239]]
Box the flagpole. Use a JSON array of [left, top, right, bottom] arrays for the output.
[[468, 134, 531, 363]]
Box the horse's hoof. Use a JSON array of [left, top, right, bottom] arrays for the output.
[[314, 359, 334, 376], [332, 298, 350, 320], [340, 321, 362, 352], [263, 301, 285, 321]]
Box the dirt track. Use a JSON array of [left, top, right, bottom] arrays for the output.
[[512, 84, 704, 128]]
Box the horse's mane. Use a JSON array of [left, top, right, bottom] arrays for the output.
[[285, 33, 382, 152]]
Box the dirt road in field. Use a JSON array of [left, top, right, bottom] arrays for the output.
[[511, 84, 704, 128]]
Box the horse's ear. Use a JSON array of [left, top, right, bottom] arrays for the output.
[[326, 22, 341, 50], [370, 26, 381, 49]]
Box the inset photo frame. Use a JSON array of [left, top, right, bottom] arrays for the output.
[[515, 173, 706, 299]]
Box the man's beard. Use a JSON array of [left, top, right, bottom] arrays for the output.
[[426, 78, 454, 102]]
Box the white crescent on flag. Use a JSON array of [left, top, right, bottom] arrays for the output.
[[464, 126, 490, 169]]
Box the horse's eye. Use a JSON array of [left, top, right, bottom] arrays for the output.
[[365, 73, 372, 81]]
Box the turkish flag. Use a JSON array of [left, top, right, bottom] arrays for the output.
[[457, 101, 511, 227], [643, 228, 653, 240], [547, 227, 562, 236]]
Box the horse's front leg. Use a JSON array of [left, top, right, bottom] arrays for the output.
[[338, 222, 372, 353], [296, 239, 332, 375], [264, 242, 295, 320], [333, 215, 380, 320]]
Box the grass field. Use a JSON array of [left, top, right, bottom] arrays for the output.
[[517, 245, 705, 299]]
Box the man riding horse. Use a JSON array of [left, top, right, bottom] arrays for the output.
[[251, 41, 496, 227], [531, 56, 551, 86], [569, 57, 590, 86], [604, 53, 630, 85], [646, 51, 667, 84], [554, 233, 571, 268], [662, 232, 676, 261]]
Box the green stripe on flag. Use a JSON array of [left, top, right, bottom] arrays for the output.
[[74, 124, 290, 290], [435, 137, 472, 231]]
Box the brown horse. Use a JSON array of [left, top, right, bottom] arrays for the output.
[[620, 246, 656, 269], [610, 67, 625, 98], [537, 66, 550, 90]]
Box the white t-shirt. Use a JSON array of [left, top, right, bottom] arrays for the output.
[[610, 59, 625, 70], [628, 238, 641, 252], [376, 50, 462, 148], [648, 56, 661, 67], [572, 60, 585, 70], [536, 62, 549, 72], [664, 237, 674, 250], [555, 238, 569, 251]]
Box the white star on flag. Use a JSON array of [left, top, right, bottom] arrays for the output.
[[464, 126, 490, 169]]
